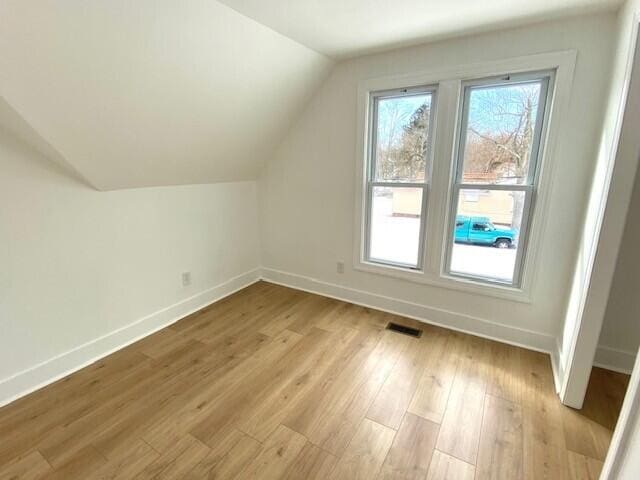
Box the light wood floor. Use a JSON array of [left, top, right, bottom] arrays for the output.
[[0, 281, 629, 479]]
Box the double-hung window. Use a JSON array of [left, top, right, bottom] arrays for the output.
[[364, 86, 437, 269], [358, 61, 559, 293], [444, 72, 551, 286]]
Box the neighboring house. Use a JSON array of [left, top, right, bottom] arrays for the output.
[[391, 187, 514, 226], [458, 189, 514, 226]]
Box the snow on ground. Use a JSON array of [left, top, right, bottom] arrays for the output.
[[450, 243, 516, 282], [370, 194, 516, 281]]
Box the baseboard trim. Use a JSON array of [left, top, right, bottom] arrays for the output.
[[594, 345, 637, 374], [6, 265, 627, 410], [0, 268, 261, 408], [261, 267, 556, 355]]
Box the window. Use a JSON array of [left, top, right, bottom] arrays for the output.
[[364, 86, 437, 269], [356, 53, 568, 297], [444, 73, 551, 286]]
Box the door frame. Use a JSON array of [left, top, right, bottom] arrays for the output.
[[559, 12, 640, 409], [601, 348, 640, 479]]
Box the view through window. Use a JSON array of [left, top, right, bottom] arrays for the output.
[[446, 75, 550, 284], [366, 88, 435, 268], [362, 71, 553, 288]]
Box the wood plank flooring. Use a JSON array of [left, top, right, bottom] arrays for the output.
[[0, 281, 630, 479]]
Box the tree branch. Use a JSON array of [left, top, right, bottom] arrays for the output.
[[468, 127, 522, 161]]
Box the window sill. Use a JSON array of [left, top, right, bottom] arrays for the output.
[[354, 260, 531, 304]]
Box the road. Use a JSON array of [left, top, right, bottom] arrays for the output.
[[370, 195, 516, 282]]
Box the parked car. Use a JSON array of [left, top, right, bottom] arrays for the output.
[[454, 215, 517, 248]]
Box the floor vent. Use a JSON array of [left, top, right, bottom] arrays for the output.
[[386, 322, 422, 338]]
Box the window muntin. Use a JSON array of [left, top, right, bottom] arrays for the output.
[[445, 73, 552, 286], [364, 87, 437, 269]]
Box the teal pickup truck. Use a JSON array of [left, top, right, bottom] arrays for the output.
[[454, 215, 518, 248]]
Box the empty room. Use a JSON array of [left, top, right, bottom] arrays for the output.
[[3, 0, 640, 479]]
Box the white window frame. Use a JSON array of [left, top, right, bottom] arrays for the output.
[[443, 71, 554, 288], [364, 86, 438, 270], [353, 51, 577, 303]]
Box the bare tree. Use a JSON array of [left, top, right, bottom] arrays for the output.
[[376, 100, 430, 181], [464, 84, 538, 230], [376, 100, 409, 180]]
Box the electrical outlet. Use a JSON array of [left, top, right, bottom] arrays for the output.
[[336, 261, 345, 274], [181, 272, 191, 287]]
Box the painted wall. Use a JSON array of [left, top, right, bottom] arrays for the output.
[[0, 128, 261, 404], [0, 0, 333, 190], [1, 7, 636, 412], [600, 166, 640, 370], [560, 0, 640, 401], [259, 13, 616, 353]]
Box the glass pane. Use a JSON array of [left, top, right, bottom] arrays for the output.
[[369, 186, 423, 267], [449, 189, 526, 283], [461, 81, 543, 185], [374, 93, 433, 182]]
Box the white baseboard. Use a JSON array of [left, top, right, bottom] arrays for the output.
[[261, 267, 556, 355], [527, 335, 634, 397], [0, 268, 261, 408], [595, 345, 637, 374], [5, 264, 629, 410]]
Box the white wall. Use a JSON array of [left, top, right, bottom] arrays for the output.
[[599, 167, 640, 371], [560, 0, 640, 405], [0, 128, 261, 405], [259, 13, 616, 355], [0, 0, 333, 190], [1, 8, 634, 411], [594, 0, 640, 374]]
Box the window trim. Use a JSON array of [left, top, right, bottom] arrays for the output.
[[352, 50, 577, 304], [363, 86, 438, 270], [443, 71, 554, 287]]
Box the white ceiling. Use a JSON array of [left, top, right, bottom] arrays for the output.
[[218, 0, 622, 58], [0, 97, 93, 186], [0, 1, 622, 190], [0, 0, 332, 190]]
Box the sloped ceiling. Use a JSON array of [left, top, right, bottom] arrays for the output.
[[0, 1, 622, 190], [0, 96, 94, 187], [219, 0, 622, 58], [0, 0, 332, 190]]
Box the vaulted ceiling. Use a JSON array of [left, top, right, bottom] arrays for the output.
[[0, 0, 332, 190], [219, 0, 622, 58], [0, 0, 621, 190]]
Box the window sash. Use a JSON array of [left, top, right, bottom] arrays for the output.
[[363, 86, 437, 270], [368, 87, 437, 184], [444, 71, 553, 287], [443, 185, 535, 285], [454, 74, 551, 187], [364, 184, 429, 270]]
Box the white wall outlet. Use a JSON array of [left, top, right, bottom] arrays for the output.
[[181, 271, 191, 286], [337, 261, 345, 274]]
